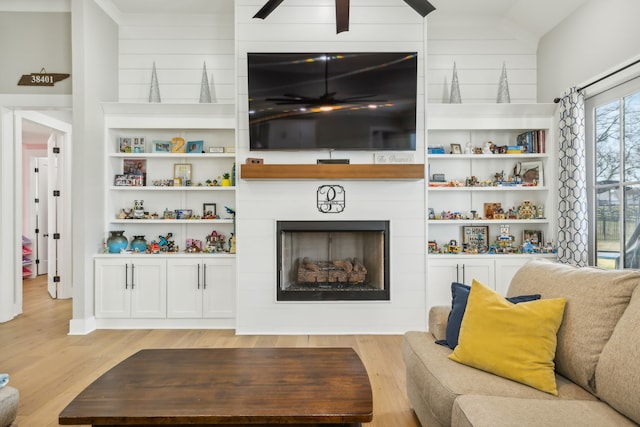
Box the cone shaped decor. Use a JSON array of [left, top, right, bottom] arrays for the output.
[[149, 61, 161, 103], [450, 62, 462, 104], [441, 75, 449, 103], [497, 61, 511, 103], [199, 62, 212, 103]]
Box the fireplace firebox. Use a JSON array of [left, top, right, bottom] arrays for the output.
[[277, 221, 390, 301]]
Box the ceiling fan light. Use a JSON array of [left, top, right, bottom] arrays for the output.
[[403, 0, 436, 17]]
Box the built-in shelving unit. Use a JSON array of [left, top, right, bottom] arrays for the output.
[[240, 163, 424, 180], [426, 103, 558, 307]]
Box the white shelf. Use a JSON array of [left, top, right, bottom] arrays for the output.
[[429, 219, 549, 225], [109, 153, 235, 159], [428, 153, 548, 160], [428, 186, 548, 191], [109, 186, 235, 191], [110, 219, 234, 224]]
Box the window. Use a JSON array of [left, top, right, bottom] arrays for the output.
[[586, 77, 640, 269]]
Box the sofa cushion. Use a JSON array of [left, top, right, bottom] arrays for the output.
[[507, 259, 640, 393], [402, 331, 596, 427], [449, 280, 566, 395], [436, 281, 541, 349], [595, 285, 640, 424], [452, 395, 638, 427], [0, 386, 19, 427]]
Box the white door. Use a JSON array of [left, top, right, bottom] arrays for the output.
[[130, 258, 167, 318], [34, 157, 49, 275], [202, 258, 235, 318], [46, 134, 60, 298], [167, 259, 203, 318]]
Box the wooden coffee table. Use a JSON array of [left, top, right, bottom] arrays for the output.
[[59, 347, 373, 426]]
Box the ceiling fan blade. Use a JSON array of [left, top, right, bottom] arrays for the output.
[[253, 0, 285, 19], [403, 0, 436, 17], [335, 0, 350, 33]]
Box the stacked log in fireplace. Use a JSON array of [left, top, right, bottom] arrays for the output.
[[297, 257, 368, 285]]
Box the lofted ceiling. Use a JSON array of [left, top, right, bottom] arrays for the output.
[[106, 0, 588, 41]]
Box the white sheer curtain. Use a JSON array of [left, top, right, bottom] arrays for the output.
[[557, 87, 589, 266]]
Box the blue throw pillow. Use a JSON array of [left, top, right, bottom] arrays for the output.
[[435, 282, 541, 349]]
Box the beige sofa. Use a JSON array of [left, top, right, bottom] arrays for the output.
[[0, 386, 18, 427], [403, 259, 640, 427]]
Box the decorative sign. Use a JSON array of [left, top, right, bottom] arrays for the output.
[[374, 152, 415, 164], [18, 68, 70, 86], [317, 185, 345, 213]]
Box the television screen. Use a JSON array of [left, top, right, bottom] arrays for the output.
[[247, 52, 417, 151]]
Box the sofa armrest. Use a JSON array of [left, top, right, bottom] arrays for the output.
[[428, 305, 450, 341]]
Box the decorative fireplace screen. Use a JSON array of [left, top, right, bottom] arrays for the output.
[[277, 221, 390, 301]]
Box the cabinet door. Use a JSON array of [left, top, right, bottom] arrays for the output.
[[130, 259, 167, 318], [461, 258, 494, 288], [167, 259, 203, 318], [95, 259, 130, 318], [426, 258, 494, 310], [494, 258, 529, 296], [202, 258, 236, 318]]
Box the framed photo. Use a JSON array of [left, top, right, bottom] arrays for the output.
[[119, 137, 132, 153], [450, 143, 462, 154], [523, 229, 543, 245], [432, 173, 445, 182], [521, 161, 543, 186], [203, 203, 217, 219], [152, 140, 171, 152], [462, 226, 489, 247], [131, 137, 146, 153], [187, 140, 204, 154], [484, 202, 502, 219], [176, 209, 193, 220], [174, 163, 192, 185]]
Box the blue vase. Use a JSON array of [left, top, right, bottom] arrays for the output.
[[130, 235, 148, 253], [107, 231, 128, 253]]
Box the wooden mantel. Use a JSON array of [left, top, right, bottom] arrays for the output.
[[240, 163, 425, 180]]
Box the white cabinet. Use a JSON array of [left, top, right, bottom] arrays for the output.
[[427, 257, 494, 308], [95, 257, 167, 318], [167, 257, 235, 319]]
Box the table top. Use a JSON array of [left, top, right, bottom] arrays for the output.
[[59, 347, 373, 426]]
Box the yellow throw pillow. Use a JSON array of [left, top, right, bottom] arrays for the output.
[[448, 279, 566, 395]]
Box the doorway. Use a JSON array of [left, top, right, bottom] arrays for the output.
[[17, 111, 72, 301]]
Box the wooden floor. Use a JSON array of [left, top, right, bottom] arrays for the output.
[[1, 275, 421, 427]]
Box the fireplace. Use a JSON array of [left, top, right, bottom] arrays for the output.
[[277, 221, 390, 301]]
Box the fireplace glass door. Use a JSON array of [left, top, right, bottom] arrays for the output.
[[277, 221, 390, 301]]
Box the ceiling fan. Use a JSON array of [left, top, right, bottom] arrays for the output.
[[264, 55, 382, 108], [253, 0, 436, 34]]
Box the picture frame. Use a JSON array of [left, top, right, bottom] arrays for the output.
[[131, 137, 146, 153], [118, 137, 132, 153], [176, 209, 193, 220], [152, 140, 171, 152], [123, 158, 146, 175], [432, 173, 445, 182], [203, 203, 217, 219], [523, 229, 543, 245], [520, 161, 543, 186], [484, 202, 502, 219], [450, 143, 462, 154], [174, 163, 192, 186], [462, 226, 489, 247], [187, 140, 204, 154]]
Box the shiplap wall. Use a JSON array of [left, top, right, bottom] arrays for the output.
[[117, 9, 235, 103], [427, 16, 537, 103]]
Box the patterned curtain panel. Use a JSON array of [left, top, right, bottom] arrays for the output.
[[557, 87, 589, 266]]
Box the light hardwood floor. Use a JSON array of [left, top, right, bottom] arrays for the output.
[[1, 275, 421, 427]]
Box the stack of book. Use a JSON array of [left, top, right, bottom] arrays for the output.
[[516, 130, 546, 153]]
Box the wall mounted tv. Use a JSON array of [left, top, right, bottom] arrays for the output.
[[247, 52, 417, 151]]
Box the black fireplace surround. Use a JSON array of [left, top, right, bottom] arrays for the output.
[[277, 220, 390, 301]]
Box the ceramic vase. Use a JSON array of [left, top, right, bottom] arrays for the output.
[[130, 235, 148, 253], [107, 231, 128, 254]]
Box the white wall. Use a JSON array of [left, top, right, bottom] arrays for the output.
[[235, 0, 427, 334], [427, 16, 537, 103], [116, 5, 235, 104], [69, 0, 118, 333], [537, 0, 640, 102]]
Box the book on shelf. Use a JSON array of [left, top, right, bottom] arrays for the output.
[[516, 130, 546, 154]]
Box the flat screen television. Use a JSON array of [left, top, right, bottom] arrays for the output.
[[247, 52, 417, 151]]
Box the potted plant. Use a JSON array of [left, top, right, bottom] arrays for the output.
[[221, 173, 231, 187]]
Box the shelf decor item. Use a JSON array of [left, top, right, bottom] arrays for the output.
[[174, 163, 192, 186], [130, 235, 148, 253], [199, 61, 212, 103], [496, 61, 511, 103], [186, 140, 204, 153], [221, 173, 231, 186], [149, 61, 161, 103], [520, 161, 543, 186], [107, 230, 128, 253], [450, 62, 462, 104]]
